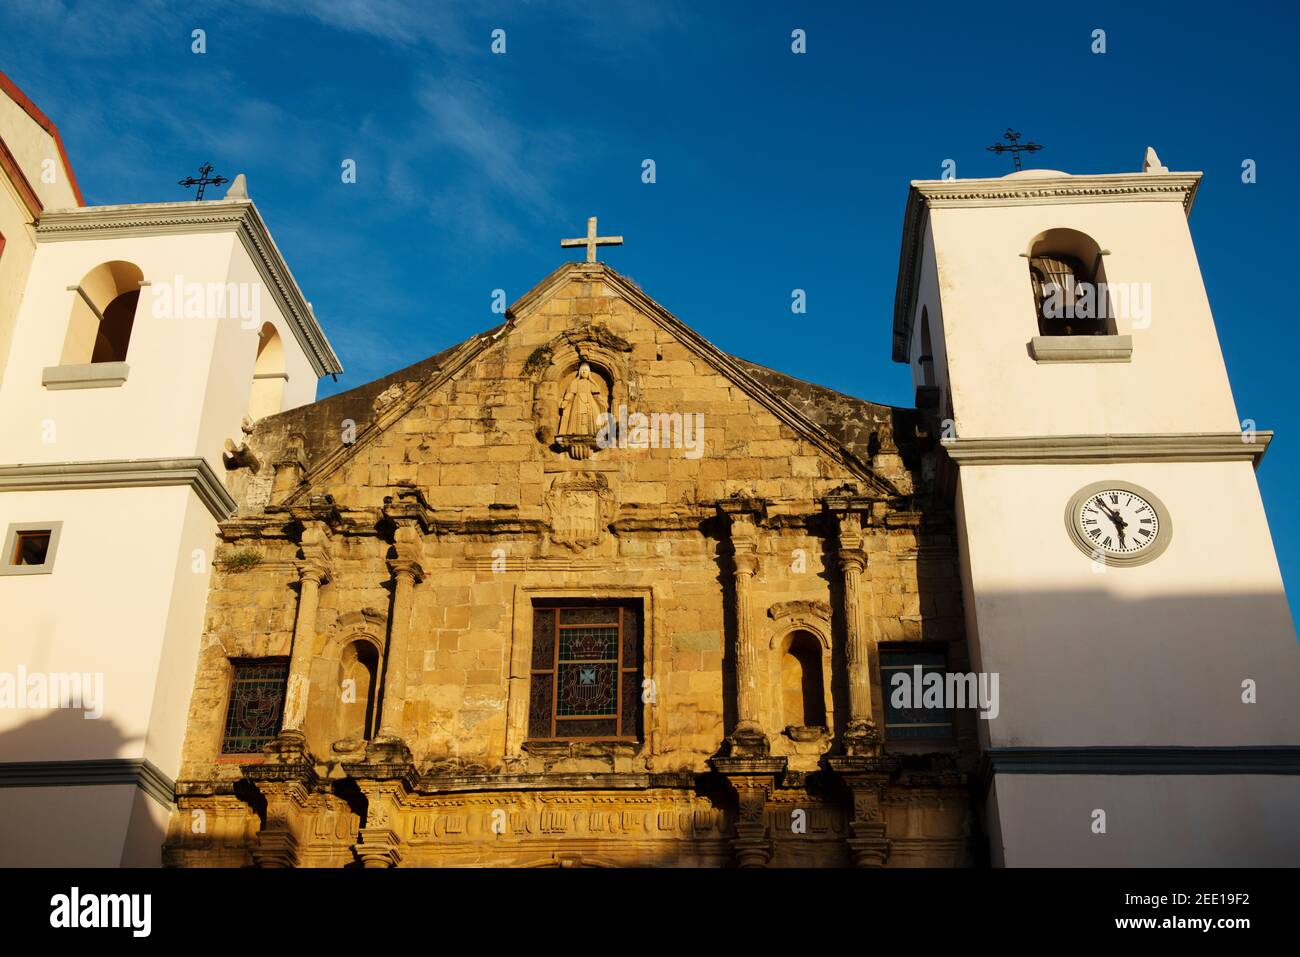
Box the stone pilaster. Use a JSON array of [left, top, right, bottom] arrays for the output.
[[711, 756, 788, 868], [828, 755, 899, 867], [276, 521, 333, 755], [352, 780, 410, 868], [242, 766, 319, 868], [367, 522, 424, 764]]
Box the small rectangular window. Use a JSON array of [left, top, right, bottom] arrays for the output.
[[221, 659, 290, 754], [880, 648, 956, 746], [0, 522, 63, 576], [528, 600, 643, 742]]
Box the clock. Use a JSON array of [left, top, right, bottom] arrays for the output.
[[1065, 481, 1172, 566]]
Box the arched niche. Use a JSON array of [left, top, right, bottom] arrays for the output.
[[334, 638, 380, 749], [765, 610, 834, 744], [62, 260, 144, 364], [248, 322, 286, 420], [1025, 227, 1112, 336], [306, 610, 387, 755], [526, 325, 636, 451]]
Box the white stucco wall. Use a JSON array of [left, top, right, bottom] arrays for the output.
[[928, 197, 1241, 438], [957, 462, 1300, 748], [991, 774, 1300, 867]]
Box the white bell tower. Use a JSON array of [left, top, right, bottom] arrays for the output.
[[893, 153, 1300, 865], [0, 122, 342, 863]]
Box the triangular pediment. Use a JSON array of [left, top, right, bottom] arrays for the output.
[[258, 261, 906, 513]]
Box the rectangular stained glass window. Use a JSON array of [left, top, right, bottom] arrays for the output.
[[529, 601, 642, 742], [880, 649, 956, 744], [221, 659, 290, 754]]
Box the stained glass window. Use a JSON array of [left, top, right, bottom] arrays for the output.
[[221, 659, 290, 754], [529, 601, 642, 742], [880, 649, 955, 744]]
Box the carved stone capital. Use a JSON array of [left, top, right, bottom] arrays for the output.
[[387, 554, 424, 583], [296, 523, 334, 583], [296, 552, 333, 585], [732, 552, 760, 578], [837, 547, 867, 575]]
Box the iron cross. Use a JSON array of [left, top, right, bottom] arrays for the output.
[[561, 216, 623, 262], [985, 129, 1044, 172], [178, 162, 229, 200]]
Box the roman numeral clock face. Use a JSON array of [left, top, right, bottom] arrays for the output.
[[1066, 482, 1172, 566]]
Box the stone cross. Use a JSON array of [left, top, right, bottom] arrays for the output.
[[561, 216, 623, 262]]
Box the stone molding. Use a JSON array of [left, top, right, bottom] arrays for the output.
[[41, 360, 130, 389], [0, 456, 238, 520], [37, 199, 343, 377], [1029, 334, 1133, 363], [979, 746, 1300, 797], [941, 431, 1270, 467], [0, 758, 175, 809]]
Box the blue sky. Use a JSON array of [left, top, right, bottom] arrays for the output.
[[3, 1, 1299, 616]]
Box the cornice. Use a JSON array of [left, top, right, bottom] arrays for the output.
[[941, 431, 1270, 467], [892, 171, 1202, 363], [0, 758, 175, 808], [36, 199, 343, 377], [979, 746, 1300, 797], [911, 171, 1200, 212], [0, 456, 239, 521]]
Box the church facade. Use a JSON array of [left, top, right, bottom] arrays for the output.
[[162, 259, 974, 868], [2, 70, 1298, 867]]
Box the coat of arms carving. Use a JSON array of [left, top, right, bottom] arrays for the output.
[[545, 470, 617, 550]]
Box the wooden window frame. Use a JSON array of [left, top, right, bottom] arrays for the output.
[[528, 601, 641, 744]]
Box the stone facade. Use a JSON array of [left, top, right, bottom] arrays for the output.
[[164, 261, 975, 867]]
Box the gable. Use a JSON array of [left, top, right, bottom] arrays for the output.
[[255, 262, 905, 515]]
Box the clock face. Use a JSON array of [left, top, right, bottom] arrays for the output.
[[1077, 488, 1161, 557]]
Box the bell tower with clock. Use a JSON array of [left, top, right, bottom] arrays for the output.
[[893, 152, 1300, 866]]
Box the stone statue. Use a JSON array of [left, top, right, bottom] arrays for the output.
[[558, 363, 606, 439]]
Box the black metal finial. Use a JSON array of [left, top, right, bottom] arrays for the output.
[[985, 129, 1044, 172], [178, 162, 229, 200]]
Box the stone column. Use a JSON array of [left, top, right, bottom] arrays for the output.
[[718, 501, 768, 756], [834, 509, 881, 756], [277, 522, 333, 752], [369, 522, 423, 762]]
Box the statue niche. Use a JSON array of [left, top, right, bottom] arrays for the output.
[[526, 324, 636, 458], [555, 362, 611, 460]]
